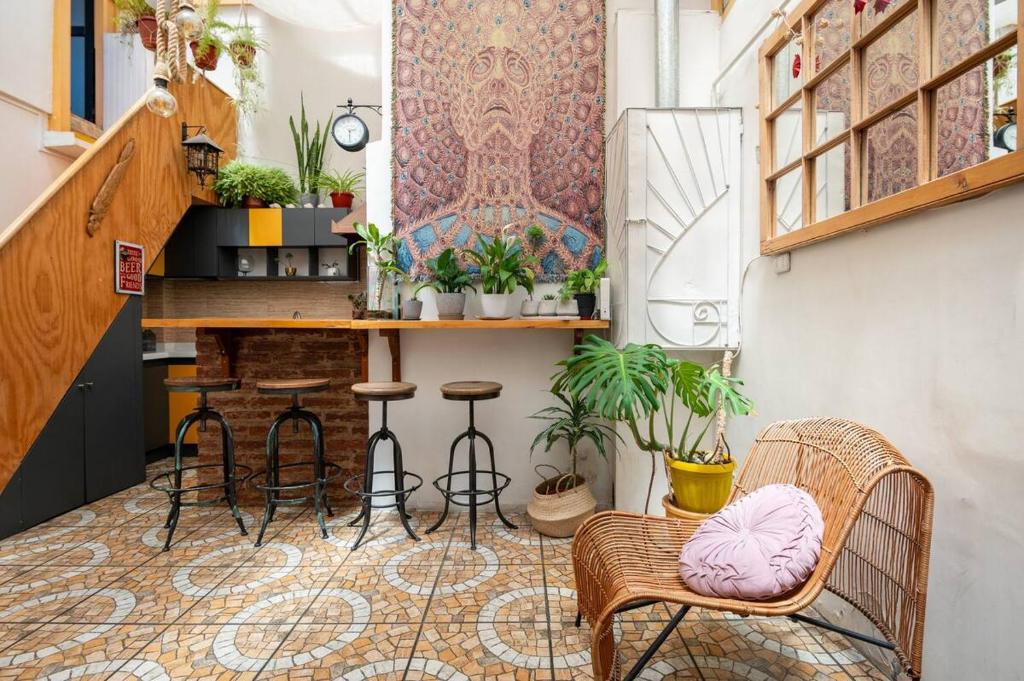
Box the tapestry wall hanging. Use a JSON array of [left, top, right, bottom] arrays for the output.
[[392, 0, 606, 280]]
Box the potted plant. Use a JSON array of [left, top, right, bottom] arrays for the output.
[[527, 389, 620, 537], [349, 222, 401, 318], [414, 248, 476, 320], [562, 258, 607, 320], [213, 161, 297, 208], [189, 0, 231, 70], [539, 294, 558, 316], [520, 294, 540, 317], [348, 291, 367, 319], [400, 275, 423, 320], [321, 261, 343, 277], [555, 335, 753, 514], [317, 169, 365, 208], [463, 227, 537, 319], [282, 252, 298, 277], [290, 94, 331, 206], [228, 24, 265, 68], [114, 0, 157, 50]]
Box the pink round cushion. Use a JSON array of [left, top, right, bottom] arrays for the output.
[[679, 484, 824, 601]]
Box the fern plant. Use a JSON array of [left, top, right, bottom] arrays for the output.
[[212, 161, 297, 207], [289, 93, 331, 196]]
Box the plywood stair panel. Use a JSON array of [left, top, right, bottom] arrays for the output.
[[0, 76, 236, 493]]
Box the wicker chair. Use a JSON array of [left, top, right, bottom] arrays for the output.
[[572, 418, 934, 680]]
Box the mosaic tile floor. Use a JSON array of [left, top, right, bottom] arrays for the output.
[[0, 461, 890, 680]]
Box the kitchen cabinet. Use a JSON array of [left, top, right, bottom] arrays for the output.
[[314, 207, 351, 246], [0, 471, 22, 538], [163, 206, 219, 277]]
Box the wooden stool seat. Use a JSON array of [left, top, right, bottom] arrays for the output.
[[352, 381, 417, 400], [256, 378, 331, 394], [164, 377, 240, 393], [440, 381, 502, 400]]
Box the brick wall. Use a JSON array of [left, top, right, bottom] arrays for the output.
[[195, 328, 368, 507]]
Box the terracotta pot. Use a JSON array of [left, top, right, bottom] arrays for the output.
[[137, 15, 158, 51], [230, 43, 256, 67], [330, 191, 355, 208], [242, 196, 267, 208], [189, 41, 221, 71]]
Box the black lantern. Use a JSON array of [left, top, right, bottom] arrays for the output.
[[181, 123, 223, 187]]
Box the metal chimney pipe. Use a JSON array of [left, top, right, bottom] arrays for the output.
[[655, 0, 679, 107]]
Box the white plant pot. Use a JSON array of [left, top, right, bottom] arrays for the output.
[[402, 299, 423, 320], [435, 292, 467, 320], [480, 293, 513, 318], [538, 300, 558, 316], [556, 298, 579, 316], [520, 299, 540, 317]]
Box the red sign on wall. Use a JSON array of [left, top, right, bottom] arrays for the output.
[[115, 241, 145, 295]]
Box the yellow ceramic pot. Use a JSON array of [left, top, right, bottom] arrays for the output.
[[664, 453, 735, 514]]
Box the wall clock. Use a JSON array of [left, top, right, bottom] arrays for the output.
[[331, 98, 381, 152]]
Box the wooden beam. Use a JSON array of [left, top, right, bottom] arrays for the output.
[[50, 0, 71, 131], [381, 329, 401, 382]]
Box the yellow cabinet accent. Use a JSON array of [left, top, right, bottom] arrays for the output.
[[148, 250, 165, 277], [248, 208, 283, 246], [167, 364, 198, 445]]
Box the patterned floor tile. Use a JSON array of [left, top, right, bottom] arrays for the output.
[[113, 624, 269, 679], [427, 561, 541, 623], [0, 566, 133, 624], [340, 511, 449, 566], [256, 622, 416, 680], [448, 512, 548, 565], [412, 622, 549, 680], [0, 527, 107, 567], [179, 564, 339, 624], [0, 624, 163, 679], [550, 617, 693, 680], [309, 561, 436, 624]]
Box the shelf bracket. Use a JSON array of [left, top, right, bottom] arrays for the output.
[[205, 328, 236, 376], [380, 329, 401, 382], [356, 331, 369, 383]]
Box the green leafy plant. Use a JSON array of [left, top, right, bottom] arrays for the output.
[[228, 24, 266, 65], [290, 94, 331, 196], [193, 0, 232, 60], [212, 161, 297, 207], [530, 390, 621, 483], [542, 293, 557, 301], [114, 0, 152, 26], [463, 228, 538, 295], [413, 248, 476, 295], [554, 335, 753, 511], [526, 224, 545, 249], [348, 222, 402, 310], [561, 258, 607, 299], [316, 169, 365, 196]]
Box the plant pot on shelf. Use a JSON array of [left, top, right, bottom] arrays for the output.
[[137, 15, 158, 51], [365, 309, 394, 320], [402, 299, 423, 320], [299, 192, 320, 207], [520, 299, 540, 317], [538, 299, 558, 316], [664, 452, 735, 514], [526, 466, 597, 538], [435, 292, 466, 320], [480, 293, 513, 319], [189, 42, 221, 71], [242, 196, 267, 208], [555, 297, 579, 317], [330, 191, 354, 208], [574, 293, 597, 320]]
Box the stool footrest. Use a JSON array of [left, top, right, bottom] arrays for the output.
[[431, 469, 512, 506], [251, 460, 343, 494], [344, 470, 423, 500], [150, 463, 254, 495]]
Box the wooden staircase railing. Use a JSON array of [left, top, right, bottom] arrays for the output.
[[0, 76, 236, 492]]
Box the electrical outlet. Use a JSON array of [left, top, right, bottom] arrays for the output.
[[774, 252, 791, 274]]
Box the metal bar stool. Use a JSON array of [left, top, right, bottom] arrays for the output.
[[426, 381, 516, 549], [150, 377, 250, 551], [252, 378, 342, 546], [345, 382, 422, 550]]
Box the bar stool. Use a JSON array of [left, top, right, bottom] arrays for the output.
[[426, 381, 516, 549], [252, 378, 342, 546], [150, 377, 250, 551], [345, 382, 422, 550]]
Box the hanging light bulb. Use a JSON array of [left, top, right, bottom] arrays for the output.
[[175, 2, 204, 42], [146, 62, 178, 118]]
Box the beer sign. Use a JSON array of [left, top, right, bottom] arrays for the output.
[[115, 240, 145, 295]]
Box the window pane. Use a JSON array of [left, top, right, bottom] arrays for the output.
[[861, 0, 910, 33], [814, 62, 851, 144], [773, 40, 802, 108], [864, 103, 918, 202], [815, 142, 851, 220], [812, 0, 852, 73], [934, 0, 1018, 74], [775, 167, 804, 234], [863, 11, 919, 116], [774, 102, 803, 169], [936, 47, 1017, 177]]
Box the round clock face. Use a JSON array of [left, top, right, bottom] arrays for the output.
[[995, 122, 1017, 152], [332, 113, 370, 152]]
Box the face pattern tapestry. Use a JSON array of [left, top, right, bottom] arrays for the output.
[[392, 0, 605, 280]]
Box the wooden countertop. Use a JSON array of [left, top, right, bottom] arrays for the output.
[[142, 317, 610, 330]]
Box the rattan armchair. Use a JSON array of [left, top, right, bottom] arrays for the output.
[[572, 418, 934, 680]]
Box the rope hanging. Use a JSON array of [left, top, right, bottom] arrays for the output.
[[714, 350, 734, 456], [155, 0, 188, 83]]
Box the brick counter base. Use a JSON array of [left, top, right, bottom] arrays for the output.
[[195, 328, 368, 507]]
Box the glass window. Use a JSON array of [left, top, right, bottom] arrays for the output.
[[812, 0, 852, 73], [934, 0, 1018, 74], [775, 168, 804, 233], [815, 142, 852, 220], [774, 102, 804, 169], [773, 40, 803, 108], [863, 11, 919, 116], [860, 0, 911, 34], [70, 0, 95, 123], [864, 103, 919, 202], [814, 62, 851, 144]]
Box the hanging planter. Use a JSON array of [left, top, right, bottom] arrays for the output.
[[229, 41, 257, 67], [189, 42, 221, 71], [137, 14, 158, 51]]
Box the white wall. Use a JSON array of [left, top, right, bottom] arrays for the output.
[[715, 1, 1024, 678], [0, 2, 72, 228]]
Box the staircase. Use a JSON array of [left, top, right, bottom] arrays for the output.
[[0, 76, 236, 493]]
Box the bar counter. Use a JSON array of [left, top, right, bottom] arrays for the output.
[[142, 317, 610, 330]]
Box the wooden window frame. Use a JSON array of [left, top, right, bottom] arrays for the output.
[[758, 0, 1024, 254], [50, 0, 111, 136]]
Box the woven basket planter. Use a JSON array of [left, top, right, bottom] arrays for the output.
[[527, 465, 596, 538]]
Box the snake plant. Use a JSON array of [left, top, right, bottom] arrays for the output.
[[289, 93, 331, 195]]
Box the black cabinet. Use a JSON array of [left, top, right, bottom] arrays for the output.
[[143, 363, 170, 453], [283, 208, 315, 245], [217, 209, 249, 246], [0, 471, 22, 538], [164, 207, 219, 278], [0, 299, 144, 539], [315, 208, 351, 246]]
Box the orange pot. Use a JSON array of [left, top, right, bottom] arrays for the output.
[[137, 15, 158, 51]]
